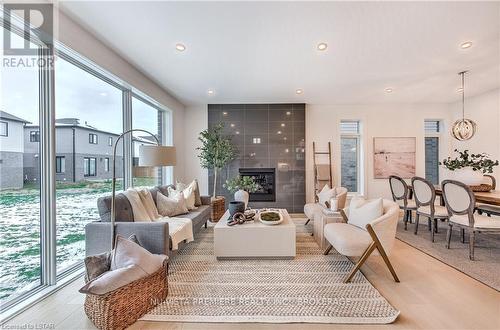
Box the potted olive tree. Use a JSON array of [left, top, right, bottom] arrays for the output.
[[441, 149, 498, 187], [197, 123, 237, 221], [224, 175, 261, 208]]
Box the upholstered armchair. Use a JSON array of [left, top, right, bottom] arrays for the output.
[[323, 199, 400, 283], [304, 187, 348, 226]]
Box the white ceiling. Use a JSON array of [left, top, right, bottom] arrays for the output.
[[58, 1, 500, 106]]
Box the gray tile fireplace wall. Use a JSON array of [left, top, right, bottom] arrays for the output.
[[208, 104, 305, 213]]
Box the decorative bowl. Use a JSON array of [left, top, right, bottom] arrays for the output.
[[258, 210, 283, 225]]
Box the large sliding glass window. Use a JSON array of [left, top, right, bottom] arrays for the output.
[[0, 27, 42, 304], [131, 96, 163, 187], [0, 16, 172, 313], [54, 57, 123, 275]]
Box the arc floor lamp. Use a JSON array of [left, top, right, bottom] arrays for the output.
[[110, 129, 176, 248]]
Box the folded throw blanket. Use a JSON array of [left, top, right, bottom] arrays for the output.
[[155, 217, 194, 250], [137, 189, 160, 220], [123, 189, 152, 221]]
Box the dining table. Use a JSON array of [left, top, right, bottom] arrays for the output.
[[409, 185, 500, 206]]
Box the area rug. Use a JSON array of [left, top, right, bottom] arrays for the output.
[[141, 218, 399, 324], [396, 220, 500, 291]]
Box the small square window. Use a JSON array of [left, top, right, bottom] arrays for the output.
[[89, 133, 98, 144], [0, 121, 8, 137]]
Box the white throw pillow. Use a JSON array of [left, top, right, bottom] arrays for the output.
[[79, 264, 148, 295], [177, 179, 202, 207], [157, 191, 189, 217], [169, 183, 196, 210], [111, 235, 166, 274], [348, 197, 383, 230], [317, 184, 337, 208]]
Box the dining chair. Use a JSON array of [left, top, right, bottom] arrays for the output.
[[441, 180, 500, 260], [476, 175, 500, 217], [411, 177, 449, 241], [389, 175, 416, 230]]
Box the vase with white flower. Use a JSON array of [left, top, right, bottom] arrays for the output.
[[224, 175, 261, 209]]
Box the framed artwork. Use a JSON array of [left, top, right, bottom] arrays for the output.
[[373, 137, 416, 178]]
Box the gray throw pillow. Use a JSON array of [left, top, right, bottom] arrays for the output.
[[84, 251, 111, 282]]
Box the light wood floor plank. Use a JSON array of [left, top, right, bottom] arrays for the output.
[[5, 240, 500, 329]]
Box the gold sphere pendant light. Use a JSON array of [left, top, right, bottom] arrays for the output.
[[451, 71, 476, 141]]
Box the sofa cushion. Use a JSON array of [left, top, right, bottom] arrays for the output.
[[348, 197, 383, 230], [181, 205, 210, 226], [157, 191, 189, 217], [111, 235, 167, 274]]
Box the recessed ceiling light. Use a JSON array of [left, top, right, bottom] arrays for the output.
[[295, 89, 303, 94], [175, 43, 186, 51], [277, 131, 282, 135], [460, 41, 472, 49], [281, 123, 285, 127], [285, 148, 289, 153], [283, 137, 287, 141], [222, 111, 228, 116], [384, 88, 393, 93], [317, 43, 328, 51], [207, 89, 215, 95], [235, 131, 240, 135], [230, 123, 235, 127], [286, 111, 291, 116]]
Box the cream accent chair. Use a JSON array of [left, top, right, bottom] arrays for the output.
[[323, 199, 400, 283], [411, 176, 449, 241], [389, 175, 417, 230], [442, 180, 500, 260], [304, 187, 348, 226]]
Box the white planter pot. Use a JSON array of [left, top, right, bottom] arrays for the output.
[[234, 190, 249, 209], [448, 168, 484, 186]]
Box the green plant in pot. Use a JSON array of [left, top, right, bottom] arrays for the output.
[[224, 175, 261, 208], [440, 149, 498, 186], [197, 123, 237, 199]]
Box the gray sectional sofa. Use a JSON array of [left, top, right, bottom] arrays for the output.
[[85, 185, 212, 257]]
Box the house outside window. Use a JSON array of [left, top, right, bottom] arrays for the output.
[[0, 121, 8, 136], [340, 120, 362, 193], [104, 158, 110, 172], [108, 136, 113, 146], [89, 133, 98, 144], [83, 157, 97, 176], [424, 120, 442, 185], [29, 131, 40, 142], [56, 156, 65, 174]]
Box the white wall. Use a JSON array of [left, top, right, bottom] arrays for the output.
[[0, 120, 24, 152], [305, 104, 453, 202], [184, 105, 209, 194], [449, 88, 500, 184], [56, 11, 186, 181]]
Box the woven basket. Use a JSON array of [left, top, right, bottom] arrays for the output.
[[469, 184, 493, 192], [84, 260, 168, 330], [211, 196, 226, 222]]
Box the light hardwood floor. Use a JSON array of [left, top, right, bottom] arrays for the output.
[[5, 239, 500, 330]]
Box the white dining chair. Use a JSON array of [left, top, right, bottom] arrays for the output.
[[442, 180, 500, 260], [389, 175, 416, 230], [411, 176, 449, 241]]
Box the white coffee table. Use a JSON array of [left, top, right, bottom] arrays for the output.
[[214, 209, 296, 259]]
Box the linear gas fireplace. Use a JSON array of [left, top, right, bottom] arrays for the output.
[[239, 168, 276, 202]]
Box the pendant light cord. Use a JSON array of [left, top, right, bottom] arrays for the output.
[[461, 71, 465, 119]]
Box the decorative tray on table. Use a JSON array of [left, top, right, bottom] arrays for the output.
[[257, 209, 283, 225]]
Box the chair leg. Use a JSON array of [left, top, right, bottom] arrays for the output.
[[414, 213, 420, 235], [205, 221, 208, 229], [403, 210, 408, 230], [431, 218, 435, 242], [461, 228, 465, 244], [427, 217, 432, 231], [305, 219, 310, 225], [469, 231, 475, 261], [366, 224, 400, 283], [408, 210, 412, 223], [344, 242, 376, 283], [446, 224, 453, 249], [323, 244, 332, 255]]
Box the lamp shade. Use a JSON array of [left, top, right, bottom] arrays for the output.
[[138, 145, 176, 166]]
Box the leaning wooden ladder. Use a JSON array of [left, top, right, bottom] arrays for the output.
[[305, 142, 333, 226]]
